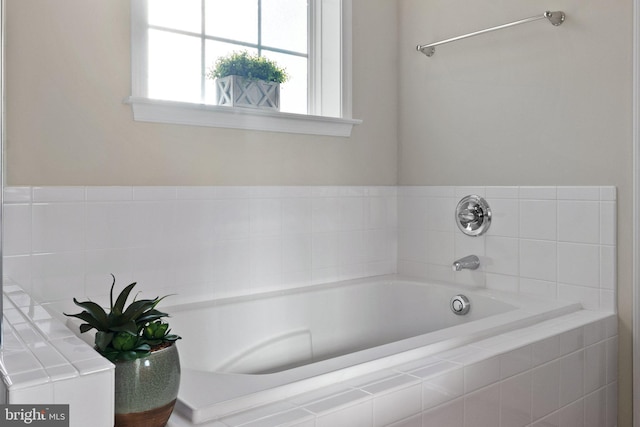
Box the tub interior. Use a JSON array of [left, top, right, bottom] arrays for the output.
[[166, 279, 517, 375]]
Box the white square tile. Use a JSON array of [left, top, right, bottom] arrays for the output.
[[485, 236, 518, 276], [500, 345, 532, 379], [464, 356, 500, 393], [132, 187, 176, 200], [557, 186, 600, 201], [422, 398, 463, 427], [312, 232, 339, 269], [485, 273, 518, 293], [427, 231, 455, 266], [454, 234, 485, 259], [558, 328, 584, 356], [600, 186, 617, 201], [422, 367, 464, 410], [221, 401, 297, 426], [312, 197, 340, 233], [339, 197, 364, 231], [428, 197, 455, 232], [387, 414, 422, 427], [519, 187, 556, 200], [520, 278, 557, 299], [558, 201, 599, 244], [559, 350, 584, 406], [485, 198, 518, 237], [519, 240, 557, 282], [7, 383, 53, 404], [4, 187, 32, 203], [600, 290, 615, 312], [3, 204, 32, 256], [176, 187, 217, 200], [85, 202, 132, 250], [600, 246, 616, 289], [315, 400, 372, 427], [600, 202, 616, 245], [366, 196, 395, 229], [558, 284, 600, 310], [606, 383, 618, 427], [33, 187, 85, 202], [531, 360, 560, 420], [250, 237, 282, 287], [213, 199, 251, 240], [53, 371, 114, 427], [606, 337, 618, 385], [250, 198, 282, 236], [557, 243, 600, 288], [398, 228, 428, 263], [129, 201, 175, 247], [372, 384, 421, 427], [86, 187, 133, 201], [585, 342, 606, 394], [338, 230, 366, 266], [584, 320, 606, 346], [32, 203, 85, 253], [519, 200, 557, 241], [31, 252, 85, 303], [585, 388, 606, 427], [172, 200, 215, 247], [397, 196, 428, 231], [500, 372, 532, 427], [558, 399, 584, 427], [281, 198, 312, 234], [463, 383, 500, 427], [455, 187, 485, 199], [485, 186, 519, 199]]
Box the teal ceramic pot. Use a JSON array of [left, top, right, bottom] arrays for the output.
[[114, 344, 181, 427]]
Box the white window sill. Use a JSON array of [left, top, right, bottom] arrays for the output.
[[125, 97, 362, 137]]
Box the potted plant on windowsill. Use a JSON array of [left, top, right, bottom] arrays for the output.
[[208, 51, 289, 111], [65, 276, 181, 427]]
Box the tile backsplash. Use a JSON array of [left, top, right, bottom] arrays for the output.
[[397, 186, 616, 311], [3, 186, 397, 304], [2, 186, 616, 312]]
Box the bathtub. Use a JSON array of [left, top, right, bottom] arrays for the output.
[[167, 275, 580, 424]]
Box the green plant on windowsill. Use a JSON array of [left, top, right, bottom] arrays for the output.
[[207, 50, 289, 84], [64, 275, 180, 362]]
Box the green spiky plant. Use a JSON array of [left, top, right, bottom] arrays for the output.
[[65, 275, 180, 362], [207, 51, 289, 83]]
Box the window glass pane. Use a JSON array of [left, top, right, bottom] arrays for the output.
[[148, 30, 202, 103], [205, 0, 258, 44], [204, 41, 259, 104], [262, 0, 308, 54], [148, 0, 201, 33], [263, 51, 307, 114]]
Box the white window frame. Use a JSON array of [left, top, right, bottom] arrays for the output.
[[126, 0, 361, 137]]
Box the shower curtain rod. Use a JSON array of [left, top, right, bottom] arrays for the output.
[[416, 10, 565, 57]]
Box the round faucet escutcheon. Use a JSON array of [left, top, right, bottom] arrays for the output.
[[450, 295, 471, 315]]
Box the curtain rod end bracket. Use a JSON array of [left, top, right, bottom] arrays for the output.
[[545, 11, 566, 26], [417, 45, 436, 57]]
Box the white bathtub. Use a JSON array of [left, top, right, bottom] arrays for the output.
[[167, 275, 580, 424]]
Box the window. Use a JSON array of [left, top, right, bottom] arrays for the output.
[[128, 0, 361, 136]]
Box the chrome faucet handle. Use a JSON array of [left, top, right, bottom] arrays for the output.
[[457, 208, 480, 223]]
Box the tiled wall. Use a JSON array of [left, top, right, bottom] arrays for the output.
[[2, 186, 397, 304], [2, 186, 616, 312], [168, 310, 617, 427], [1, 278, 114, 427], [397, 186, 616, 312]]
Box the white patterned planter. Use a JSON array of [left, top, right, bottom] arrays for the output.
[[215, 75, 280, 111]]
